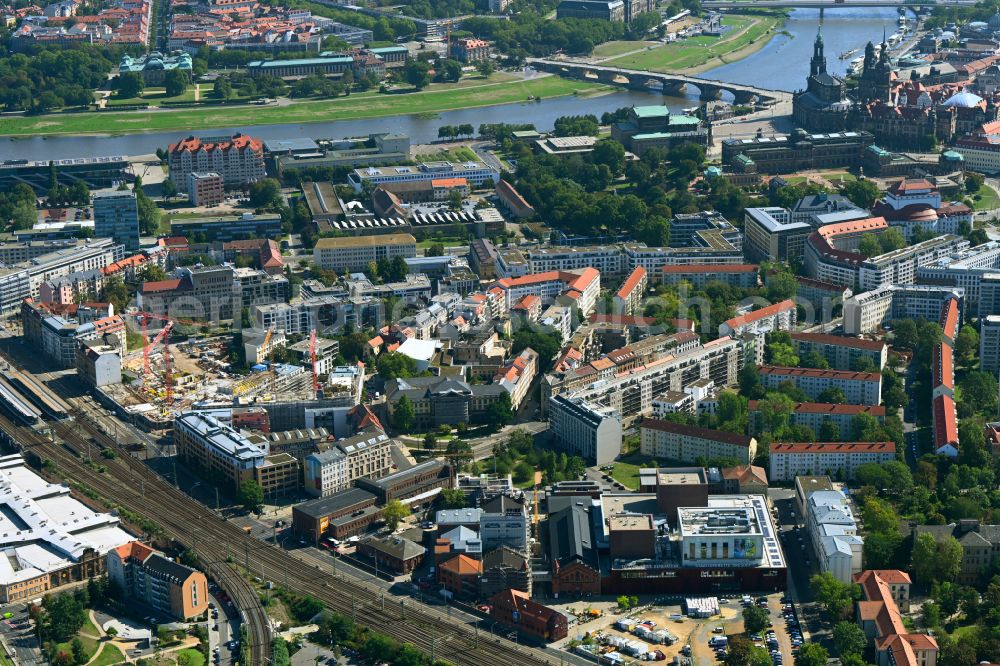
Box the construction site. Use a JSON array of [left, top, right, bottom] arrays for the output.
[[105, 312, 346, 430]]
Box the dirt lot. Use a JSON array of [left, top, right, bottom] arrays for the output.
[[550, 593, 795, 665]]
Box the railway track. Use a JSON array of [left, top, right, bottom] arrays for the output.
[[2, 408, 561, 666]]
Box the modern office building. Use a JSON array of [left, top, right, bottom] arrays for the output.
[[980, 315, 1000, 374], [769, 442, 896, 481], [107, 543, 208, 620], [347, 161, 499, 192], [168, 213, 282, 242], [743, 207, 813, 262], [313, 233, 417, 272], [0, 156, 128, 192], [0, 454, 133, 604], [174, 411, 299, 497], [92, 188, 140, 251]]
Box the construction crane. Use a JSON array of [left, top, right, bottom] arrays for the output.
[[532, 470, 542, 542], [142, 319, 174, 385], [308, 328, 318, 397]]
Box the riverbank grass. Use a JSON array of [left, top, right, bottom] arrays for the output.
[[605, 13, 782, 73], [0, 75, 604, 137], [591, 40, 658, 58]]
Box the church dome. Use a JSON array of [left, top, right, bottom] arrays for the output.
[[896, 204, 938, 223], [989, 11, 1000, 29], [942, 91, 984, 107]]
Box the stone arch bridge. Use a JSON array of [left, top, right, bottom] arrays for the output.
[[528, 58, 792, 104]]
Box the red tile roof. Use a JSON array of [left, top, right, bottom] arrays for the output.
[[641, 417, 754, 448], [615, 266, 647, 301], [747, 401, 885, 417], [722, 299, 795, 330], [933, 394, 958, 448], [940, 297, 959, 342], [816, 216, 888, 240], [933, 344, 954, 390], [789, 332, 887, 352], [769, 442, 895, 454]]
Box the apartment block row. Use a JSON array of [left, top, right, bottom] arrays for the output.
[[769, 442, 896, 482], [757, 365, 882, 405], [843, 284, 965, 335]]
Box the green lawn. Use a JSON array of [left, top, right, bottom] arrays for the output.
[[417, 236, 467, 248], [611, 462, 642, 490], [81, 613, 100, 637], [54, 634, 100, 663], [591, 40, 658, 58], [105, 86, 199, 106], [820, 171, 857, 183], [973, 184, 1000, 211], [0, 75, 603, 137], [90, 643, 126, 666], [606, 14, 782, 72], [175, 648, 206, 666]]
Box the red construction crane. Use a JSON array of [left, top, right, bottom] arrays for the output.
[[309, 328, 318, 396], [142, 319, 174, 384]]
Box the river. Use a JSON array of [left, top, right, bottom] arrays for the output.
[[0, 7, 900, 161]]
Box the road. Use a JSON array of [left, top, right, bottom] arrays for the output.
[[0, 606, 42, 666]]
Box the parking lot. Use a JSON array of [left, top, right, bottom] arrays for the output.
[[547, 592, 802, 665]]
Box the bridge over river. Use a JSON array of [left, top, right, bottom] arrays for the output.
[[701, 0, 973, 8], [528, 58, 792, 103]]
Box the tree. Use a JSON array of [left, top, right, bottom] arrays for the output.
[[725, 636, 771, 666], [797, 643, 829, 666], [164, 69, 188, 97], [921, 600, 941, 628], [393, 395, 415, 432], [438, 488, 468, 509], [859, 234, 882, 258], [237, 479, 264, 513], [476, 59, 495, 77], [133, 178, 161, 236], [913, 533, 963, 585], [162, 178, 178, 202], [315, 611, 354, 646], [955, 324, 979, 363], [862, 496, 899, 535], [447, 189, 464, 211], [511, 328, 561, 372], [377, 352, 418, 380], [742, 605, 770, 634], [71, 638, 87, 665], [382, 499, 410, 530], [404, 60, 432, 89], [249, 178, 282, 208], [484, 391, 513, 430], [957, 371, 998, 417], [766, 272, 798, 302], [841, 179, 881, 208], [832, 622, 867, 657], [115, 72, 144, 98], [965, 171, 984, 193], [818, 419, 840, 442], [214, 76, 233, 100], [818, 387, 846, 404], [592, 139, 626, 176], [810, 572, 861, 620], [435, 58, 463, 82]]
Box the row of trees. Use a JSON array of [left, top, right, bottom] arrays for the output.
[[0, 46, 120, 112], [437, 124, 476, 140]]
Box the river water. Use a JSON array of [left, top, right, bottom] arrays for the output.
[[0, 7, 899, 161]]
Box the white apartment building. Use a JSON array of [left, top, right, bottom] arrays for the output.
[[492, 268, 601, 317], [857, 235, 968, 292], [789, 332, 888, 371], [613, 266, 647, 316], [954, 131, 1000, 174], [303, 447, 348, 497], [758, 366, 882, 404], [843, 285, 964, 335], [718, 299, 796, 338], [640, 417, 757, 465], [526, 246, 624, 276], [915, 241, 1000, 311], [806, 489, 863, 584], [548, 394, 622, 464], [769, 442, 897, 482]]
